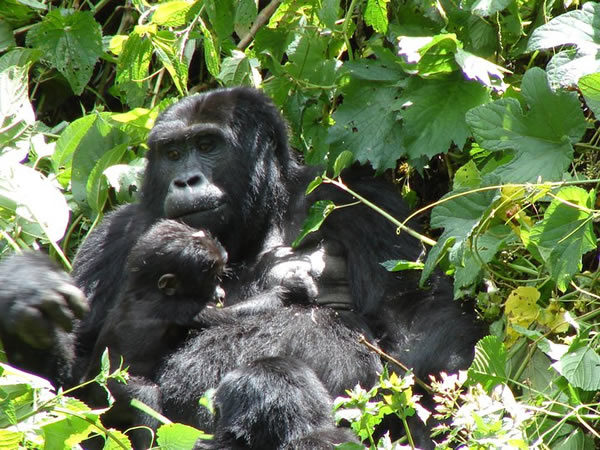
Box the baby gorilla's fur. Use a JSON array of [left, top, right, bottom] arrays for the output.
[[85, 219, 227, 447]]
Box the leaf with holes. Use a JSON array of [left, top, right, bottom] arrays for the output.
[[26, 9, 102, 95]]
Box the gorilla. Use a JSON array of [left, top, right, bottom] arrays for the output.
[[0, 87, 484, 448], [194, 356, 358, 450], [88, 219, 227, 382]]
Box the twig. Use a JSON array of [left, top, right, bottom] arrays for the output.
[[358, 335, 433, 394], [237, 0, 282, 50]]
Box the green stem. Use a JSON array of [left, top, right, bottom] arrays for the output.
[[323, 177, 437, 247]]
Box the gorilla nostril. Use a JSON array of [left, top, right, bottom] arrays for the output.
[[187, 175, 201, 186], [174, 179, 187, 188]]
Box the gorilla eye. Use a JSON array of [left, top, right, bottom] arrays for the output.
[[196, 137, 214, 152], [167, 150, 181, 161]]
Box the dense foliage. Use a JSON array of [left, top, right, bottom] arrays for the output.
[[1, 0, 599, 448]]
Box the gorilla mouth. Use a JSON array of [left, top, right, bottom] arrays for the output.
[[173, 204, 227, 228]]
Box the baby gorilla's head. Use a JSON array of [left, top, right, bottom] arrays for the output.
[[128, 219, 227, 299]]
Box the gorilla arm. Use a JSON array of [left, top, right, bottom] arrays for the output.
[[0, 252, 88, 384]]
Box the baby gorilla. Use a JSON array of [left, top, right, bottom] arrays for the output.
[[84, 219, 227, 447], [90, 218, 227, 378], [194, 356, 358, 450]]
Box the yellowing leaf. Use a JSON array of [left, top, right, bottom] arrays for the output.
[[539, 300, 569, 334], [504, 287, 540, 346]]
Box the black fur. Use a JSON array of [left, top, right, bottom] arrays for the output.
[[194, 357, 358, 450], [0, 87, 484, 448]]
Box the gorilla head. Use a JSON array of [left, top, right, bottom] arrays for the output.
[[126, 219, 227, 299], [143, 88, 297, 262]]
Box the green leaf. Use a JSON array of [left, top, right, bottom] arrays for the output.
[[25, 9, 102, 95], [453, 160, 482, 189], [343, 58, 404, 82], [285, 31, 338, 86], [0, 47, 41, 72], [218, 50, 260, 87], [151, 0, 192, 26], [199, 19, 220, 78], [103, 160, 145, 204], [305, 176, 323, 195], [579, 72, 600, 118], [422, 186, 500, 283], [364, 0, 389, 34], [42, 414, 95, 450], [553, 347, 600, 391], [399, 76, 490, 162], [454, 47, 507, 91], [318, 0, 340, 29], [86, 143, 129, 213], [55, 113, 130, 213], [115, 26, 153, 107], [0, 20, 15, 52], [152, 30, 188, 95], [527, 2, 600, 54], [466, 68, 586, 182], [234, 0, 257, 40], [332, 150, 354, 177], [204, 0, 234, 39], [398, 34, 459, 77], [528, 186, 596, 292], [0, 158, 70, 242], [156, 423, 210, 450], [292, 200, 335, 248], [328, 80, 404, 171], [0, 65, 34, 149], [467, 335, 507, 392], [545, 48, 600, 89], [462, 0, 512, 17], [381, 260, 424, 271]]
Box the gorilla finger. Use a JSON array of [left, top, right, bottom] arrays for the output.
[[57, 283, 89, 318], [13, 305, 54, 349], [39, 294, 76, 332]]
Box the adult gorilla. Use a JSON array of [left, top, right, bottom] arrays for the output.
[[0, 87, 483, 447]]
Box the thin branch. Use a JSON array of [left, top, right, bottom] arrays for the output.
[[237, 0, 282, 51], [359, 335, 433, 394]]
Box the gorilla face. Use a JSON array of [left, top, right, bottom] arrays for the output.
[[141, 88, 294, 262]]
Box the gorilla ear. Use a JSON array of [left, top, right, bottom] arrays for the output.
[[158, 273, 178, 296]]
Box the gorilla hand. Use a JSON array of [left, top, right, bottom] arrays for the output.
[[0, 253, 88, 349], [260, 247, 319, 304]]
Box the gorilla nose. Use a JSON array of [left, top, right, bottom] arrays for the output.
[[174, 174, 202, 188]]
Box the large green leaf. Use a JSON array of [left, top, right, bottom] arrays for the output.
[[54, 113, 130, 214], [545, 49, 600, 89], [25, 9, 102, 95], [466, 68, 586, 182], [0, 157, 70, 242], [528, 186, 596, 292], [399, 76, 490, 163], [327, 80, 404, 171], [553, 347, 600, 391], [527, 2, 600, 54]]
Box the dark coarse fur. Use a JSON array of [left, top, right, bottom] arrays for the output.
[[88, 219, 227, 381], [194, 357, 359, 450], [0, 87, 485, 449]]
